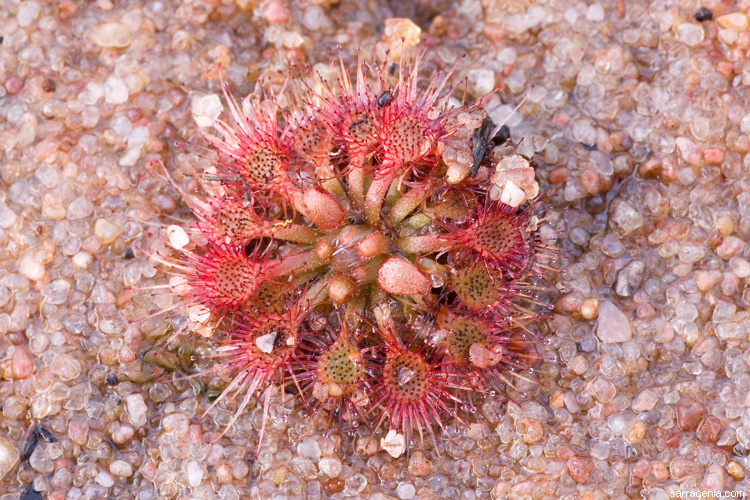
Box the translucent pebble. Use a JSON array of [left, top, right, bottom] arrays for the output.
[[62, 313, 86, 334], [717, 236, 746, 260], [589, 150, 613, 175], [0, 287, 12, 309], [383, 17, 421, 53], [110, 423, 135, 445], [72, 251, 93, 268], [563, 6, 579, 25], [343, 473, 368, 495], [29, 446, 54, 474], [67, 196, 94, 220], [427, 474, 448, 490], [17, 1, 41, 27], [572, 119, 596, 146], [730, 257, 750, 278], [297, 437, 321, 462], [2, 397, 27, 419], [306, 481, 321, 500], [355, 436, 378, 457], [51, 354, 82, 381], [301, 6, 329, 31], [162, 412, 190, 437], [95, 471, 114, 487], [192, 94, 223, 128], [16, 112, 37, 147], [86, 22, 131, 48], [11, 346, 33, 379], [591, 377, 616, 403], [0, 202, 17, 228], [569, 227, 590, 246], [123, 262, 142, 287], [717, 12, 749, 30], [263, 0, 290, 23], [397, 366, 417, 386], [466, 69, 496, 97], [678, 244, 705, 264], [675, 137, 702, 166], [586, 3, 604, 21], [396, 483, 416, 500], [607, 411, 637, 436], [119, 146, 142, 167], [609, 200, 644, 236], [167, 225, 189, 249], [111, 114, 132, 136], [110, 460, 133, 477], [676, 23, 704, 47], [104, 75, 129, 105], [596, 301, 632, 343], [41, 279, 71, 305], [318, 456, 341, 478], [590, 441, 610, 460], [91, 284, 115, 304], [675, 303, 698, 322], [18, 253, 45, 281], [94, 218, 121, 245], [35, 164, 60, 188], [125, 393, 148, 428], [18, 46, 44, 67], [500, 181, 525, 207], [716, 321, 746, 341], [496, 47, 517, 65], [187, 460, 204, 487], [82, 106, 100, 128], [128, 126, 149, 146], [255, 331, 277, 354], [504, 69, 527, 94], [487, 103, 523, 130], [0, 436, 19, 480], [380, 430, 405, 458], [81, 82, 104, 105]]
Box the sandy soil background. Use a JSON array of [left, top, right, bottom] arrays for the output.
[[0, 0, 749, 499]]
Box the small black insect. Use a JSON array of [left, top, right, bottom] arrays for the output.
[[21, 429, 38, 460], [694, 7, 713, 22], [21, 426, 56, 459], [106, 373, 118, 385], [470, 117, 494, 176], [375, 90, 394, 108], [37, 426, 56, 443], [122, 247, 135, 259], [493, 124, 511, 146], [470, 117, 512, 176]]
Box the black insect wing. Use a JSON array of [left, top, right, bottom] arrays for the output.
[[470, 117, 495, 176], [21, 428, 39, 460], [37, 426, 56, 443]]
